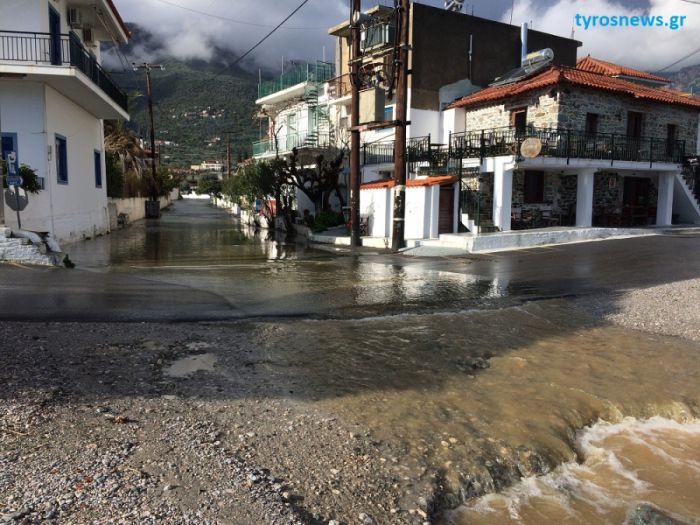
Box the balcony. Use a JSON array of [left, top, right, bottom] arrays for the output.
[[449, 126, 686, 166], [257, 61, 335, 101], [0, 30, 128, 118], [362, 127, 687, 169], [328, 74, 352, 100], [253, 132, 333, 158]]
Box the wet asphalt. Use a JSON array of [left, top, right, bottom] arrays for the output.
[[0, 199, 698, 322]]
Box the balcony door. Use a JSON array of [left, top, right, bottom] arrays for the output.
[[49, 6, 62, 65]]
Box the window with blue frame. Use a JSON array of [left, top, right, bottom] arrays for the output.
[[384, 106, 394, 121], [55, 135, 68, 184], [94, 150, 102, 188], [1, 133, 19, 176]]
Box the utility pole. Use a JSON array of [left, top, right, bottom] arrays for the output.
[[133, 63, 164, 204], [349, 0, 362, 247], [223, 131, 240, 178], [391, 0, 410, 251]]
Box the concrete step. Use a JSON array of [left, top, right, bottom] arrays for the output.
[[0, 231, 60, 266]]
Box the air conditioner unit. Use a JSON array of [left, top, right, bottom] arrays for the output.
[[82, 27, 94, 44], [68, 7, 82, 28], [360, 23, 396, 52]]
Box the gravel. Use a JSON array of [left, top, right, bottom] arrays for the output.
[[578, 277, 700, 342], [0, 323, 426, 525]]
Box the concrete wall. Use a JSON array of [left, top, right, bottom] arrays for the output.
[[360, 187, 392, 238], [43, 85, 109, 242], [410, 3, 580, 111], [109, 195, 172, 224]]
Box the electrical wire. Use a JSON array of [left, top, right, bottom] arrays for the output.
[[209, 0, 312, 80], [656, 45, 700, 73], [152, 0, 324, 30]]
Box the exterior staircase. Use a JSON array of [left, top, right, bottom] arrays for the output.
[[674, 167, 700, 224], [0, 227, 61, 266]]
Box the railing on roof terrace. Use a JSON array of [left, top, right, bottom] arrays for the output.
[[449, 126, 686, 166], [258, 61, 335, 99], [252, 132, 334, 157], [0, 30, 128, 112]]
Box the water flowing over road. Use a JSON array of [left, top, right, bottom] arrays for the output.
[[1, 199, 699, 524]]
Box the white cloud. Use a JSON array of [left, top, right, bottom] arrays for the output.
[[507, 0, 700, 72], [113, 0, 350, 69]]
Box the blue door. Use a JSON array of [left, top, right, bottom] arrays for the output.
[[49, 6, 62, 65]]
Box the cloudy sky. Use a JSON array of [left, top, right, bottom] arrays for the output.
[[112, 0, 700, 73]]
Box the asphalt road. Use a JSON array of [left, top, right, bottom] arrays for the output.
[[0, 200, 698, 322]]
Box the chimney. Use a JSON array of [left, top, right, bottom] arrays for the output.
[[521, 23, 528, 66]]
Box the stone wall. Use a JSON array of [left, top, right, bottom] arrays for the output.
[[558, 87, 699, 147], [465, 90, 560, 131], [463, 85, 699, 153]]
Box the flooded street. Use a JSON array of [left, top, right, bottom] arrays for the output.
[[2, 199, 700, 524]]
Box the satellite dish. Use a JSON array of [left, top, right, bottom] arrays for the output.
[[520, 138, 542, 158], [445, 0, 464, 12]]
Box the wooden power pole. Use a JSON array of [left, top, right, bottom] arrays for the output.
[[350, 0, 362, 247], [391, 0, 410, 251], [133, 63, 164, 202]]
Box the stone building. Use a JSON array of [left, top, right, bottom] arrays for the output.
[[445, 60, 700, 234]]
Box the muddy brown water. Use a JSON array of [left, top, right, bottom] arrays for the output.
[[67, 200, 700, 522]]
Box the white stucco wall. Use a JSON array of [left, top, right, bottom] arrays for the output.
[[360, 187, 392, 238], [43, 85, 109, 241]]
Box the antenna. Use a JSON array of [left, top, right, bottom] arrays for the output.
[[445, 0, 464, 12]]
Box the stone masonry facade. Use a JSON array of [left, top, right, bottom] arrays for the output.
[[463, 85, 699, 149]]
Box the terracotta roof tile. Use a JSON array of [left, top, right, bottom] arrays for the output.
[[576, 56, 668, 83], [360, 175, 459, 190], [448, 65, 700, 110]]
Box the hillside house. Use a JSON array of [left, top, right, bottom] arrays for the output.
[[0, 0, 129, 243]]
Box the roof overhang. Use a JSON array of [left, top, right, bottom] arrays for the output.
[[69, 0, 130, 43]]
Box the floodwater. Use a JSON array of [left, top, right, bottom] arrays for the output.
[[68, 199, 700, 522]]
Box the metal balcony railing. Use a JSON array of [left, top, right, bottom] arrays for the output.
[[258, 61, 335, 99], [252, 132, 334, 157], [328, 74, 352, 99], [449, 126, 686, 166], [0, 30, 128, 112]]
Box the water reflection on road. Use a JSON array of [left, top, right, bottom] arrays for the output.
[[70, 200, 516, 319]]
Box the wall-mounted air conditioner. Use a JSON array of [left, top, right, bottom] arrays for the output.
[[68, 7, 82, 28], [360, 23, 396, 52]]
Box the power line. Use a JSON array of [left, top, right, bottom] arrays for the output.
[[656, 45, 700, 73], [152, 0, 324, 30], [210, 0, 312, 80]]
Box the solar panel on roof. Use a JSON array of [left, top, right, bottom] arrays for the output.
[[490, 49, 554, 86]]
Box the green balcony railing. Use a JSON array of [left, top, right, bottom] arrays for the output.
[[252, 132, 333, 158], [258, 61, 335, 99]]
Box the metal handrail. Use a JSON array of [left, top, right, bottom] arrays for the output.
[[0, 30, 128, 112], [258, 61, 335, 99], [449, 125, 686, 165]]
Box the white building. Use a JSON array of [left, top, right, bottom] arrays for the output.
[[0, 0, 130, 243]]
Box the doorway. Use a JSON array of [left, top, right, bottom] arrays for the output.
[[438, 185, 455, 234], [49, 6, 62, 65], [622, 177, 652, 226]]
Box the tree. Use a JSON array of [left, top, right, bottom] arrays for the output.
[[197, 173, 222, 197]]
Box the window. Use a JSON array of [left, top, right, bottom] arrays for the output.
[[585, 113, 599, 135], [384, 106, 394, 121], [523, 170, 545, 203], [666, 124, 678, 157], [94, 150, 102, 188], [1, 133, 18, 176], [626, 111, 644, 139], [55, 135, 68, 184], [511, 108, 527, 135]]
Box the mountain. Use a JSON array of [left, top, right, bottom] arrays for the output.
[[104, 24, 260, 169], [665, 63, 700, 94]]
